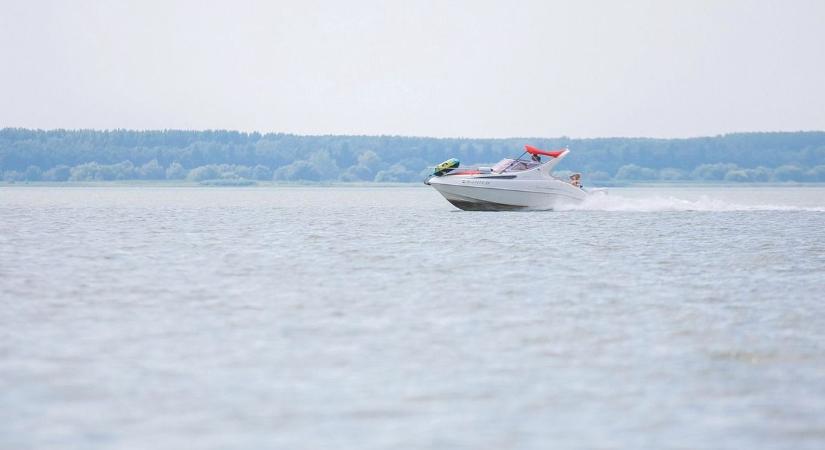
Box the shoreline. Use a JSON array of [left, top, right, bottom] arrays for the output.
[[2, 181, 825, 188]]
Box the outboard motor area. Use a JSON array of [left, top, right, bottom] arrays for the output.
[[432, 158, 460, 176]]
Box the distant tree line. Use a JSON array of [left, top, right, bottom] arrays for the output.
[[2, 128, 825, 183]]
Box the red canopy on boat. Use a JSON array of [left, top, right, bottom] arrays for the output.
[[525, 145, 565, 158]]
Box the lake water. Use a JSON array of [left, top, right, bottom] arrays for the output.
[[1, 185, 824, 449]]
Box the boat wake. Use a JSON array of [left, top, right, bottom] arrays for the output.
[[556, 194, 825, 212]]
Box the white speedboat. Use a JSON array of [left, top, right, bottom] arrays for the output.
[[425, 145, 600, 211]]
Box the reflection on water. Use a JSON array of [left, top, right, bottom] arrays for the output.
[[1, 186, 825, 449]]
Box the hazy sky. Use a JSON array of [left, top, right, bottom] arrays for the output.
[[2, 0, 824, 138]]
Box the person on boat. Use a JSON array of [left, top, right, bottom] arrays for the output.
[[531, 153, 541, 163], [570, 173, 582, 188]]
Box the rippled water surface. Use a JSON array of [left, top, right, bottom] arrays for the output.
[[2, 185, 825, 449]]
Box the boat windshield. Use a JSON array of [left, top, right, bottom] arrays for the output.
[[492, 158, 539, 173]]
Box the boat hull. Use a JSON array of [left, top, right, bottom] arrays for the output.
[[428, 176, 587, 211]]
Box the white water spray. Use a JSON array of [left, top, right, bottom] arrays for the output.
[[556, 192, 825, 212]]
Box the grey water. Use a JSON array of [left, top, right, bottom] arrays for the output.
[[1, 185, 824, 450]]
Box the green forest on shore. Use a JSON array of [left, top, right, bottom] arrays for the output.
[[2, 128, 825, 184]]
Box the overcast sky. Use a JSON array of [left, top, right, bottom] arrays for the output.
[[1, 0, 824, 138]]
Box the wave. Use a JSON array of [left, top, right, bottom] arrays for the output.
[[555, 193, 825, 212]]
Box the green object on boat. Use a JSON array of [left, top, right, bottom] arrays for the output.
[[433, 158, 460, 176]]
